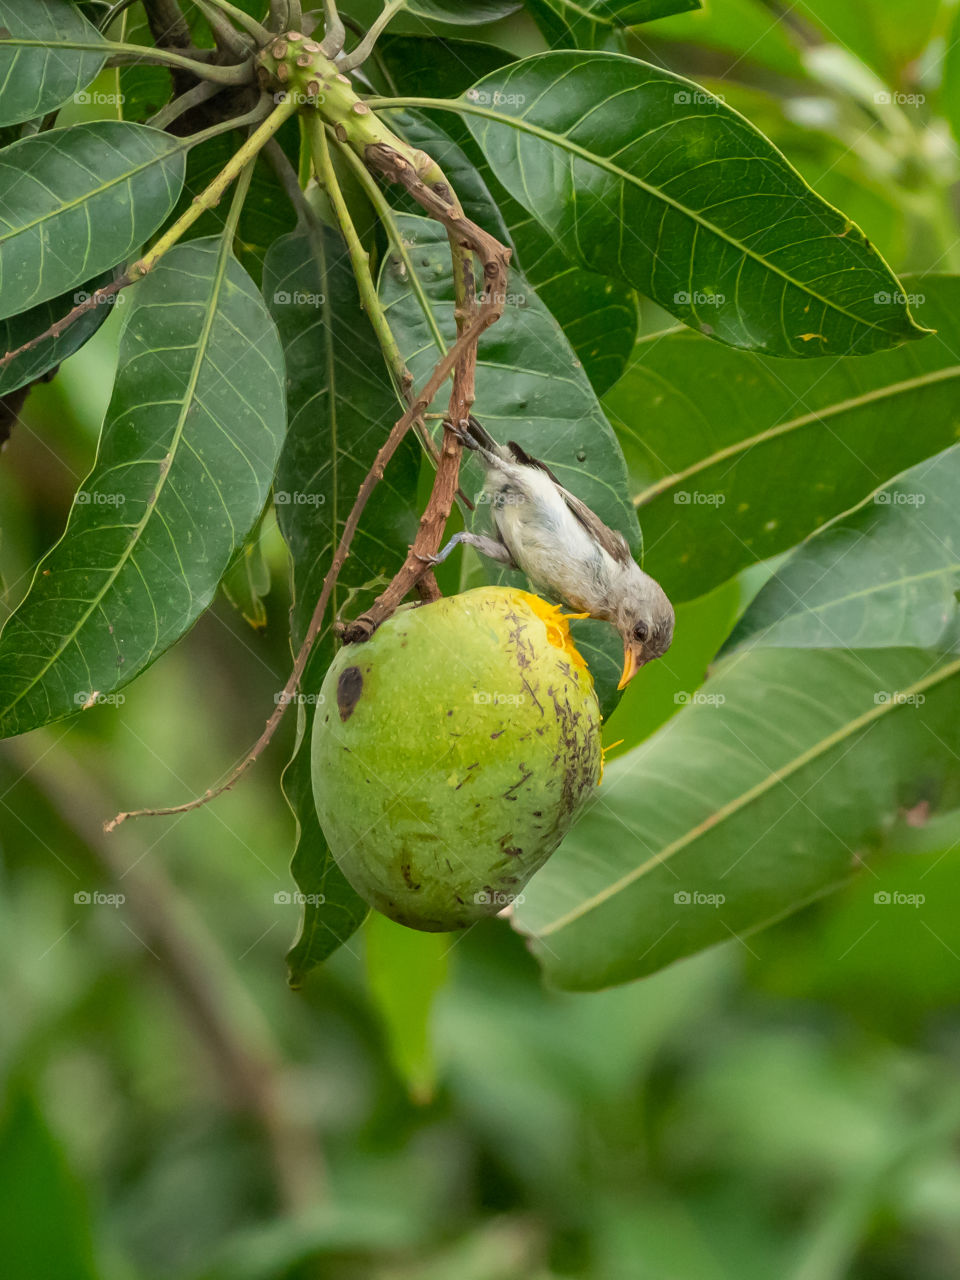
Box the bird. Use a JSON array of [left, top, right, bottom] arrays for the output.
[[425, 418, 675, 688]]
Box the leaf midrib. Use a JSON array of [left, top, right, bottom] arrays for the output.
[[629, 365, 960, 505], [1, 240, 232, 719], [377, 86, 914, 339], [534, 653, 960, 936]]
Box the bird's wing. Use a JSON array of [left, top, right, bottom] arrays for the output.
[[507, 440, 633, 566]]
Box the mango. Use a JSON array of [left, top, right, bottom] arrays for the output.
[[311, 587, 602, 931]]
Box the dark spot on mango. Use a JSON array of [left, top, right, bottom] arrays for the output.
[[337, 666, 364, 721]]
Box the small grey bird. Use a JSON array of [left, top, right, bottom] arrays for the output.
[[428, 418, 675, 688]]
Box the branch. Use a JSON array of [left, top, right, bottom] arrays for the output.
[[338, 0, 406, 72]]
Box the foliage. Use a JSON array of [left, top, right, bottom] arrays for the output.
[[1, 1, 959, 1274]]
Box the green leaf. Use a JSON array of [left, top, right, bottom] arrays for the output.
[[397, 108, 639, 396], [641, 0, 807, 79], [380, 35, 513, 102], [0, 1084, 100, 1280], [0, 238, 286, 738], [608, 277, 960, 603], [116, 3, 172, 123], [263, 227, 420, 983], [794, 0, 942, 84], [726, 444, 960, 654], [454, 51, 927, 357], [404, 0, 522, 22], [379, 213, 639, 711], [0, 0, 106, 128], [0, 120, 186, 322], [365, 912, 449, 1103], [0, 273, 112, 396], [515, 647, 960, 990], [529, 0, 700, 50]]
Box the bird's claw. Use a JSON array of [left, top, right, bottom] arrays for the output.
[[414, 552, 440, 565]]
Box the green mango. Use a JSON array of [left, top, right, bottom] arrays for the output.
[[312, 587, 602, 932]]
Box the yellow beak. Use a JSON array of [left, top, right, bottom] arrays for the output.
[[618, 644, 642, 690]]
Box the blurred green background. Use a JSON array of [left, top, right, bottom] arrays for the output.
[[3, 1, 960, 1276]]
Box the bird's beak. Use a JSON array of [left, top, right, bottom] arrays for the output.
[[617, 643, 645, 690]]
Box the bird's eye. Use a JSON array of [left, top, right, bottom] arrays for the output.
[[633, 621, 649, 644]]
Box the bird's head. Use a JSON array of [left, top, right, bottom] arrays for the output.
[[615, 572, 675, 689]]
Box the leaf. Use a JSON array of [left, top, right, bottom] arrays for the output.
[[404, 0, 522, 22], [455, 51, 927, 357], [794, 0, 942, 84], [398, 108, 639, 396], [0, 120, 187, 322], [379, 42, 640, 394], [608, 276, 960, 603], [725, 444, 960, 654], [0, 273, 112, 396], [365, 912, 449, 1103], [263, 227, 420, 983], [379, 213, 639, 711], [116, 3, 173, 123], [0, 1084, 99, 1280], [515, 646, 960, 990], [0, 0, 106, 128], [0, 238, 286, 738], [529, 0, 700, 50], [641, 0, 806, 79]]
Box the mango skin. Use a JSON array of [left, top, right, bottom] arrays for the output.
[[311, 587, 602, 931]]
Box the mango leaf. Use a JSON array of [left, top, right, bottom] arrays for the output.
[[379, 42, 640, 394], [0, 121, 186, 321], [515, 646, 960, 990], [641, 0, 807, 80], [726, 444, 960, 654], [379, 213, 639, 710], [365, 912, 449, 1103], [608, 277, 960, 603], [404, 0, 521, 22], [0, 1084, 99, 1280], [528, 0, 700, 50], [0, 273, 112, 396], [0, 0, 106, 128], [263, 226, 420, 984], [794, 0, 942, 85], [397, 108, 639, 396], [0, 238, 286, 738], [451, 51, 927, 357]]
